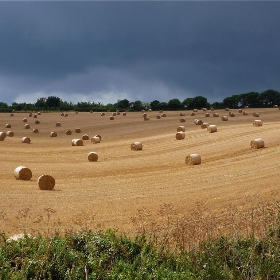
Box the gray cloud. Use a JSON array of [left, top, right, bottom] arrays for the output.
[[0, 1, 279, 105]]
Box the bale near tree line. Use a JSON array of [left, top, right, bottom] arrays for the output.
[[88, 152, 98, 162], [251, 138, 264, 149], [38, 175, 55, 190], [131, 142, 142, 150], [185, 154, 201, 165], [14, 166, 32, 180]]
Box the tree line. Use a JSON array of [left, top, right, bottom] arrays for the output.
[[0, 89, 279, 112]]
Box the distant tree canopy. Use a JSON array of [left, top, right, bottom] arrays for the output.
[[0, 89, 279, 112]]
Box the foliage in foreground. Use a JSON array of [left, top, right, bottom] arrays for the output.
[[0, 226, 280, 280]]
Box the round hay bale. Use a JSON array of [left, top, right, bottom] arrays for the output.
[[194, 119, 203, 125], [72, 139, 83, 146], [28, 112, 32, 117], [161, 113, 166, 117], [64, 113, 68, 117], [94, 134, 102, 141], [131, 141, 142, 151], [122, 112, 126, 116], [65, 129, 72, 135], [225, 108, 230, 111], [14, 166, 32, 180], [253, 120, 262, 127], [229, 112, 235, 117], [56, 122, 61, 127], [23, 118, 27, 122], [243, 111, 248, 115], [116, 111, 120, 115], [24, 124, 30, 129], [176, 131, 185, 140], [60, 112, 64, 116], [82, 134, 89, 140], [190, 112, 195, 116], [38, 175, 55, 190], [205, 113, 210, 117], [35, 120, 40, 124], [91, 136, 100, 144], [6, 131, 14, 137], [185, 154, 201, 165], [202, 108, 207, 111], [33, 114, 37, 118], [10, 113, 14, 117], [180, 118, 186, 123], [143, 113, 147, 117], [100, 112, 105, 116], [90, 110, 93, 113], [75, 128, 81, 133], [112, 112, 117, 116], [75, 111, 78, 114], [33, 128, 39, 133], [148, 109, 152, 112], [88, 152, 98, 162], [50, 131, 57, 137], [251, 138, 264, 149], [37, 112, 41, 115], [210, 107, 215, 111], [5, 123, 11, 128], [201, 122, 209, 129], [193, 109, 198, 112], [156, 115, 161, 119], [213, 113, 219, 117], [273, 105, 278, 108], [0, 132, 6, 141], [159, 110, 163, 113], [253, 112, 260, 117], [180, 112, 185, 116], [144, 116, 150, 121], [109, 116, 114, 120], [177, 125, 185, 132], [22, 137, 31, 143], [221, 116, 228, 121], [238, 109, 243, 113], [207, 125, 217, 133], [245, 106, 249, 109]]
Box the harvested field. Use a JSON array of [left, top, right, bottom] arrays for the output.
[[0, 108, 280, 238]]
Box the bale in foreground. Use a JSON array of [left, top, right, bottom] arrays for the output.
[[38, 175, 55, 190], [14, 166, 32, 180], [131, 142, 143, 150], [72, 139, 83, 146], [176, 131, 185, 140], [185, 154, 201, 165], [88, 152, 98, 162], [251, 138, 264, 149]]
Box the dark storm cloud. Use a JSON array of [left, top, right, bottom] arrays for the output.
[[0, 1, 279, 105]]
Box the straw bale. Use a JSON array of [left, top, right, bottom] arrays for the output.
[[88, 152, 98, 162], [94, 134, 102, 141], [161, 113, 166, 117], [23, 118, 27, 122], [75, 128, 81, 133], [22, 137, 31, 143], [131, 142, 142, 150], [190, 112, 195, 116], [6, 131, 14, 137], [112, 112, 117, 116], [35, 120, 40, 124], [65, 129, 72, 135], [75, 111, 78, 114], [72, 138, 83, 146], [210, 107, 215, 111], [253, 112, 260, 117], [64, 113, 68, 117], [91, 136, 100, 144], [109, 116, 114, 120], [177, 126, 185, 132], [82, 134, 89, 140], [225, 108, 230, 111], [56, 122, 61, 127], [238, 109, 242, 113], [180, 118, 186, 123], [144, 116, 150, 121], [100, 112, 105, 116], [273, 105, 278, 108], [159, 110, 163, 113], [90, 110, 93, 113], [14, 166, 32, 180], [37, 112, 41, 115], [180, 112, 185, 116], [253, 120, 262, 127], [33, 114, 37, 118], [6, 123, 11, 128], [202, 108, 207, 111], [143, 113, 147, 117], [207, 125, 217, 133], [176, 131, 185, 140], [50, 132, 57, 137], [116, 111, 120, 115], [193, 109, 198, 112], [213, 113, 219, 117], [156, 115, 161, 119], [0, 132, 6, 141], [251, 138, 264, 149], [201, 122, 209, 129], [28, 113, 32, 117], [205, 113, 210, 117], [148, 109, 152, 112], [24, 124, 30, 129], [33, 128, 39, 133], [123, 112, 126, 116], [221, 116, 228, 121], [243, 111, 248, 115], [60, 112, 64, 116], [245, 106, 249, 109], [38, 175, 55, 190], [10, 113, 14, 117], [194, 119, 203, 125], [185, 154, 201, 165], [229, 112, 235, 117]]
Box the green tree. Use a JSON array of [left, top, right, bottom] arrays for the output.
[[167, 98, 182, 110], [259, 89, 280, 107], [150, 100, 160, 111], [131, 100, 143, 111], [116, 99, 130, 110], [45, 96, 62, 109]]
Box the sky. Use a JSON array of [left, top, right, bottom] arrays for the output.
[[0, 1, 280, 105]]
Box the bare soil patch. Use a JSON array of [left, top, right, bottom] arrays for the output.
[[1, 108, 280, 237]]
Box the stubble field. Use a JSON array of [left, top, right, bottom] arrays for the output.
[[1, 108, 280, 241]]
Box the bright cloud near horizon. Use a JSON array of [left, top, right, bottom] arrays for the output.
[[0, 1, 280, 105]]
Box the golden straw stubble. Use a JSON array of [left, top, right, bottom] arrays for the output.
[[14, 166, 32, 180], [38, 175, 55, 190]]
